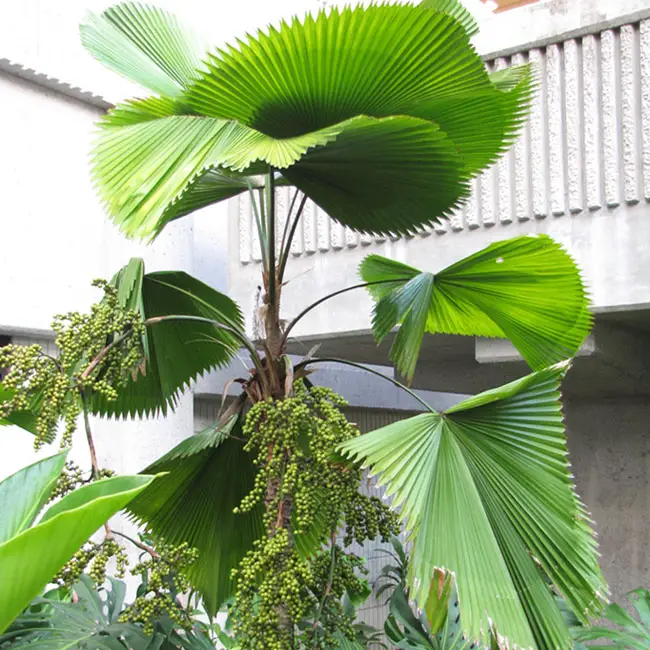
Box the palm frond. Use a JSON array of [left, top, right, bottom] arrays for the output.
[[126, 416, 263, 617], [91, 260, 244, 418], [81, 2, 206, 96], [82, 2, 531, 239], [360, 235, 592, 381], [340, 363, 606, 650], [420, 0, 479, 36]]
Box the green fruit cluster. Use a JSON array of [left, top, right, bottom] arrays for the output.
[[0, 279, 144, 449], [231, 382, 400, 650], [302, 546, 367, 649], [232, 529, 313, 650], [54, 537, 128, 588], [48, 460, 85, 501], [119, 540, 198, 635]]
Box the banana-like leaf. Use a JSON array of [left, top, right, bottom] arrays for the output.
[[340, 363, 607, 650], [126, 416, 263, 617], [360, 235, 592, 381], [0, 453, 66, 544], [0, 464, 154, 632], [82, 2, 531, 240], [91, 259, 244, 417]]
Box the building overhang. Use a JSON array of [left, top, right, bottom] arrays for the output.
[[287, 308, 650, 399]]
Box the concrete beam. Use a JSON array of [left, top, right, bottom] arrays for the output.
[[475, 335, 596, 364], [475, 0, 650, 59]]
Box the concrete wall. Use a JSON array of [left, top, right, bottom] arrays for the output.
[[0, 71, 200, 482], [568, 397, 650, 598]]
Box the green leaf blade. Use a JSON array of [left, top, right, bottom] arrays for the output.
[[0, 474, 154, 632], [339, 365, 606, 650], [126, 417, 263, 616], [92, 264, 244, 418], [0, 452, 67, 544], [80, 2, 206, 96], [361, 235, 592, 381]]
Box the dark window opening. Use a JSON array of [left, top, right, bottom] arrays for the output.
[[0, 335, 10, 381]]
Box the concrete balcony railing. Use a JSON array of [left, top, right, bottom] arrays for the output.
[[229, 0, 650, 397]]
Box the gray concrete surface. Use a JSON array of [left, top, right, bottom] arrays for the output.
[[567, 397, 650, 599]]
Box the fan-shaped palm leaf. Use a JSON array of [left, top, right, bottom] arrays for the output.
[[421, 0, 479, 36], [80, 2, 207, 96], [339, 363, 606, 650], [81, 2, 531, 240], [91, 258, 244, 417], [127, 413, 331, 615], [359, 235, 591, 381], [126, 415, 263, 616]]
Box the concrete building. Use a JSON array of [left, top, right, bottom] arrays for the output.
[[1, 0, 649, 628]]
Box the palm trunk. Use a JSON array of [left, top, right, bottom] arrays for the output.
[[263, 259, 295, 646]]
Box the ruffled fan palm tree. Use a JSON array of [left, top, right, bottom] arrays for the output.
[[70, 0, 607, 648]]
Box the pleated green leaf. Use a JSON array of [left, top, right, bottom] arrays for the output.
[[281, 115, 468, 234], [91, 112, 343, 239], [0, 470, 154, 633], [340, 364, 607, 650], [420, 0, 479, 36], [82, 2, 531, 239], [186, 5, 490, 140], [185, 3, 531, 178], [360, 235, 592, 381], [80, 2, 206, 96], [0, 453, 66, 545], [126, 416, 263, 617], [126, 414, 326, 615], [91, 260, 244, 417]]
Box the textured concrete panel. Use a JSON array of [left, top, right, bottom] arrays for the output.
[[567, 398, 650, 599]]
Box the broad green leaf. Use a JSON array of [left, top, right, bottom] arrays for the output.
[[83, 3, 531, 239], [92, 261, 244, 417], [0, 452, 66, 544], [0, 474, 154, 632], [126, 416, 263, 616], [91, 111, 343, 239], [340, 364, 606, 650], [281, 115, 468, 234], [81, 3, 206, 96], [185, 3, 531, 174], [360, 235, 592, 381], [5, 576, 149, 649], [186, 5, 495, 149]]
